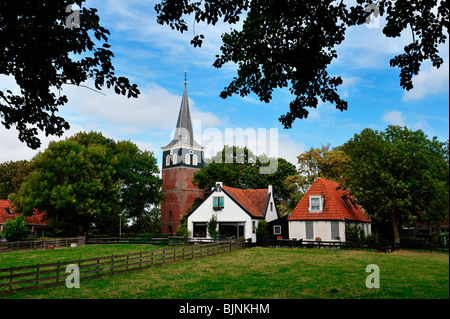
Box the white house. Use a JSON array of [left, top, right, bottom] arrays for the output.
[[187, 182, 278, 242], [288, 178, 371, 242]]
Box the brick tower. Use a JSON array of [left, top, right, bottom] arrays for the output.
[[160, 80, 205, 234]]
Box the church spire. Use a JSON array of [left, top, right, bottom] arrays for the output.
[[164, 73, 201, 149]]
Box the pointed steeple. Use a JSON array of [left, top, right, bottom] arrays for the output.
[[164, 78, 201, 149]]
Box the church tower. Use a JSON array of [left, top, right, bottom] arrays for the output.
[[160, 78, 205, 234]]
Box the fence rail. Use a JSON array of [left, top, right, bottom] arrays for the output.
[[268, 239, 449, 253], [0, 236, 85, 253], [0, 238, 245, 296], [86, 236, 189, 245]]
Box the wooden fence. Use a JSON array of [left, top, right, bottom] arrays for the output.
[[0, 236, 86, 253], [268, 239, 449, 253], [0, 238, 245, 296], [86, 236, 188, 245]]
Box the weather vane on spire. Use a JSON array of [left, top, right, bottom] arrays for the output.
[[184, 70, 187, 87]]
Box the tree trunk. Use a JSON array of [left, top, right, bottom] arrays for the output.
[[391, 210, 400, 244]]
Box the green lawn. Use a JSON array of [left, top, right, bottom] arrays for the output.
[[1, 246, 448, 299]]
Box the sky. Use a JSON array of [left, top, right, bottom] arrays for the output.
[[0, 0, 449, 171]]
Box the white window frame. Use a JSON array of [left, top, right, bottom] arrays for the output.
[[309, 195, 323, 212], [273, 225, 282, 235], [185, 153, 190, 165], [172, 153, 177, 164], [166, 155, 170, 166], [192, 154, 198, 166]]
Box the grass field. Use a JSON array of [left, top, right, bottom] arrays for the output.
[[1, 245, 448, 299]]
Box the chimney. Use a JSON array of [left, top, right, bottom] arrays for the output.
[[268, 185, 273, 194], [213, 182, 223, 192]]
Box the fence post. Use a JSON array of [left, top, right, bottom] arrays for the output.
[[111, 255, 114, 274], [56, 261, 60, 284], [35, 264, 40, 289], [9, 267, 13, 293]]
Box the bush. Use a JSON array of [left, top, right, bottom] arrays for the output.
[[1, 214, 30, 241], [400, 237, 429, 249], [365, 234, 388, 247], [345, 225, 364, 243], [256, 220, 270, 246]]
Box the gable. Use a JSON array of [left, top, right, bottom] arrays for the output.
[[222, 186, 267, 219], [288, 178, 370, 223]]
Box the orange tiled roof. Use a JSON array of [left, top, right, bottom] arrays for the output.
[[0, 200, 47, 225], [222, 186, 268, 218], [288, 178, 370, 222]]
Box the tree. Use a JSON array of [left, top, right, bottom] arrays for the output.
[[10, 139, 120, 236], [207, 214, 219, 240], [193, 145, 297, 203], [0, 160, 31, 199], [0, 1, 139, 149], [284, 144, 349, 207], [0, 214, 30, 241], [155, 0, 448, 128], [340, 125, 449, 244], [70, 132, 164, 232]]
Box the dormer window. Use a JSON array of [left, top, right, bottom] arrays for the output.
[[213, 197, 224, 210], [309, 195, 323, 212]]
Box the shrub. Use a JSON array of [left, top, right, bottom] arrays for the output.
[[345, 225, 364, 243], [1, 214, 30, 241], [207, 215, 219, 240]]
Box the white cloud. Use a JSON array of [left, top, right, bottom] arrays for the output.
[[0, 123, 86, 163], [62, 81, 220, 132], [402, 58, 449, 101], [382, 110, 405, 126]]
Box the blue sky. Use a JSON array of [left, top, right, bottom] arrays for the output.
[[0, 0, 448, 169]]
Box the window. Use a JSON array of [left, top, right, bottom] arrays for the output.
[[172, 153, 177, 164], [4, 207, 12, 215], [349, 198, 358, 209], [309, 195, 323, 212], [213, 197, 224, 209], [185, 153, 190, 165], [193, 223, 207, 238], [270, 202, 273, 211], [331, 221, 340, 240], [193, 154, 198, 166], [342, 196, 352, 209], [273, 225, 281, 235], [166, 155, 170, 166], [305, 221, 314, 239], [252, 221, 256, 234]]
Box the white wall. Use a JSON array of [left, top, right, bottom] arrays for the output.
[[289, 220, 372, 242], [289, 221, 346, 241], [187, 190, 259, 242]]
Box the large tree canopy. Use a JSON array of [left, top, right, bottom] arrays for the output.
[[10, 139, 120, 236], [340, 125, 449, 244], [9, 131, 163, 235], [155, 0, 448, 128], [0, 0, 140, 149]]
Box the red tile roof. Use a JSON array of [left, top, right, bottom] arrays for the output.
[[288, 178, 370, 222], [0, 200, 47, 226], [222, 186, 268, 218]]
